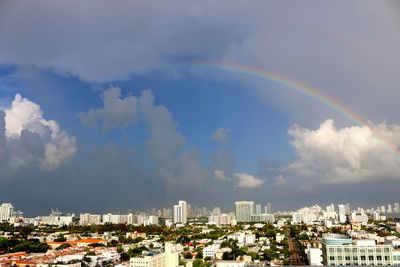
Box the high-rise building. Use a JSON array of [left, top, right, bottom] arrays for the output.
[[235, 201, 254, 222], [0, 203, 15, 222], [187, 203, 192, 218], [255, 204, 262, 215], [394, 203, 400, 213], [173, 200, 187, 224], [266, 202, 272, 214], [388, 204, 393, 213], [338, 204, 348, 223], [212, 207, 221, 216]]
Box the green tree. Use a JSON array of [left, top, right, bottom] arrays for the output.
[[183, 251, 193, 259], [120, 253, 130, 261], [196, 251, 203, 259], [56, 244, 71, 250], [193, 259, 204, 267]]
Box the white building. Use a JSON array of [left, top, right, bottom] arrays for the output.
[[349, 212, 369, 225], [276, 233, 285, 243], [250, 213, 274, 223], [173, 200, 187, 224], [203, 244, 220, 258], [130, 253, 165, 267], [208, 213, 233, 226], [80, 213, 102, 225], [322, 234, 393, 266], [148, 215, 159, 225], [102, 213, 127, 224], [306, 248, 323, 266], [0, 203, 15, 222], [235, 201, 254, 222]]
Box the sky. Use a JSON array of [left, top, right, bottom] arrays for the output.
[[1, 1, 400, 215]]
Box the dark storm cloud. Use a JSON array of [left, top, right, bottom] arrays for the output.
[[1, 1, 400, 126]]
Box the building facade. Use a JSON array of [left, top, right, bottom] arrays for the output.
[[0, 203, 14, 222], [173, 200, 187, 224], [322, 234, 393, 266], [235, 201, 254, 222]]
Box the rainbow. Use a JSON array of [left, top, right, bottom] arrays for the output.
[[169, 61, 400, 155]]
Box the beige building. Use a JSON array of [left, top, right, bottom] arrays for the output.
[[129, 242, 179, 267]]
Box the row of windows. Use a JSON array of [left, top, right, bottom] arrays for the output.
[[329, 255, 391, 261], [329, 263, 392, 266], [328, 247, 391, 253], [393, 255, 400, 261]]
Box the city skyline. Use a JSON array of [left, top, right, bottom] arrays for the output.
[[1, 1, 400, 214]]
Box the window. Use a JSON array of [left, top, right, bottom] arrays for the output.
[[361, 256, 366, 261], [377, 256, 382, 261], [345, 256, 350, 261], [353, 256, 358, 260], [329, 248, 335, 253], [385, 256, 390, 261], [369, 256, 374, 261], [330, 256, 335, 261]]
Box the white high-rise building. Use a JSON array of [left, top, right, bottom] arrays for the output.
[[255, 204, 262, 215], [235, 201, 254, 222], [338, 204, 348, 223], [0, 203, 15, 222], [173, 200, 187, 224], [394, 203, 400, 213]]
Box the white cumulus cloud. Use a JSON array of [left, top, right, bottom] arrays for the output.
[[2, 94, 76, 172], [234, 172, 265, 188], [288, 119, 400, 183]]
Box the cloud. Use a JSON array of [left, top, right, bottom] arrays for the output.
[[139, 90, 208, 192], [1, 94, 76, 172], [0, 1, 399, 128], [287, 119, 400, 183], [0, 1, 251, 82], [78, 86, 138, 131], [234, 172, 265, 188], [214, 170, 229, 181], [212, 127, 230, 143]]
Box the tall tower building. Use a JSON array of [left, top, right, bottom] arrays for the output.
[[255, 204, 262, 215], [235, 201, 254, 222], [267, 202, 272, 214], [0, 203, 15, 222], [394, 203, 400, 213], [173, 200, 187, 224]]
